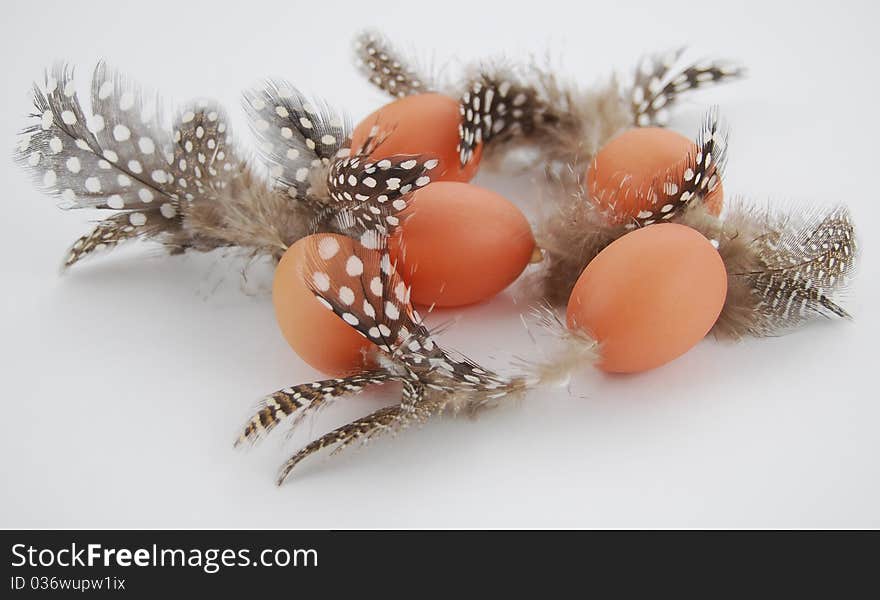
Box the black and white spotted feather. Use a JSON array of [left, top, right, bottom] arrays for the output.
[[353, 30, 433, 98], [628, 48, 744, 127], [17, 64, 181, 266], [603, 108, 729, 229], [275, 393, 444, 485], [682, 202, 858, 338], [243, 80, 351, 205], [242, 81, 443, 250], [238, 235, 530, 484], [15, 63, 313, 267], [747, 207, 856, 329], [457, 70, 548, 167], [324, 131, 439, 248], [303, 241, 515, 392], [236, 371, 395, 447]]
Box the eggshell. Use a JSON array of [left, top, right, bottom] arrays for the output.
[[389, 181, 535, 307], [567, 224, 727, 373], [587, 127, 723, 218], [273, 234, 374, 375], [351, 93, 481, 183]]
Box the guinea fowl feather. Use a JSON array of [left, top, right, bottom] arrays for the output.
[[681, 201, 857, 338], [236, 237, 534, 483], [353, 30, 434, 98], [14, 63, 301, 266], [627, 48, 744, 127]]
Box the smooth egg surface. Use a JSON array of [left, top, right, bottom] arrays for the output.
[[587, 127, 723, 219], [273, 234, 374, 375], [389, 182, 535, 307], [351, 93, 481, 182], [567, 224, 727, 373]]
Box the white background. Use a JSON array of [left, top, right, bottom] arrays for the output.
[[1, 0, 878, 528]]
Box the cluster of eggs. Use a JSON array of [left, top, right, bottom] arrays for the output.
[[575, 127, 727, 373], [273, 94, 728, 376]]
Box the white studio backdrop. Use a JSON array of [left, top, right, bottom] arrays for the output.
[[0, 0, 878, 528]]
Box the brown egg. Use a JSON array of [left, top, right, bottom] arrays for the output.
[[351, 93, 481, 183], [587, 127, 723, 219], [273, 234, 374, 375], [567, 224, 727, 373], [389, 182, 535, 307]]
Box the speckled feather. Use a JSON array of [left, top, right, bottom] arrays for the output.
[[16, 64, 183, 265], [755, 207, 856, 324], [236, 371, 394, 447], [322, 130, 438, 247], [237, 236, 529, 483], [629, 48, 744, 127], [683, 202, 857, 337], [353, 30, 432, 98], [243, 81, 351, 204], [457, 70, 548, 167], [304, 240, 516, 390], [595, 108, 729, 229], [14, 63, 308, 266], [275, 391, 445, 485]]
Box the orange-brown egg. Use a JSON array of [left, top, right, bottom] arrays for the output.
[[351, 93, 481, 183], [389, 181, 535, 307], [567, 224, 727, 373], [587, 127, 723, 219], [273, 234, 374, 375]]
